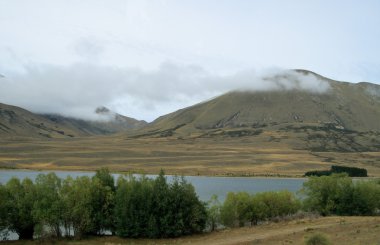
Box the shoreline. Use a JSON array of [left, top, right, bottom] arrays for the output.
[[1, 167, 378, 180], [0, 167, 310, 179]]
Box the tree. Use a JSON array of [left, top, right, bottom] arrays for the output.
[[5, 177, 37, 239], [151, 170, 170, 237], [301, 174, 349, 215], [301, 174, 380, 216], [220, 192, 251, 227], [61, 176, 93, 239], [170, 176, 206, 235], [247, 193, 269, 225], [33, 173, 63, 238], [351, 180, 380, 215], [93, 168, 115, 191], [90, 168, 115, 235], [206, 194, 221, 231], [0, 183, 10, 239], [114, 171, 206, 238], [114, 174, 154, 238]]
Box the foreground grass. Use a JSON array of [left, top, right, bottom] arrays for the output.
[[2, 216, 379, 245]]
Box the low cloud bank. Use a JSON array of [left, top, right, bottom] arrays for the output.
[[0, 63, 330, 121]]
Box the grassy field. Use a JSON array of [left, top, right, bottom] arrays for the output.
[[0, 130, 380, 177], [1, 216, 379, 245]]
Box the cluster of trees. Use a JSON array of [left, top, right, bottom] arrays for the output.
[[206, 190, 301, 229], [207, 174, 380, 230], [1, 170, 379, 241], [302, 174, 380, 216], [305, 165, 368, 177], [0, 169, 206, 240], [114, 172, 206, 238]]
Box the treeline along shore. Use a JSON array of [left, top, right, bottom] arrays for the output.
[[0, 169, 379, 241]]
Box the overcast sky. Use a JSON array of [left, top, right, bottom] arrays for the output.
[[1, 0, 380, 121]]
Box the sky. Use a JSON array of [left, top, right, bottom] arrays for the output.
[[0, 0, 380, 121]]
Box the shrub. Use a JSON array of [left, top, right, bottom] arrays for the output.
[[305, 165, 368, 177], [114, 171, 206, 238], [301, 174, 380, 216], [305, 233, 331, 245], [220, 190, 301, 228]]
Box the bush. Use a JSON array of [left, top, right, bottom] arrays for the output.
[[301, 174, 380, 216], [206, 195, 221, 231], [305, 233, 331, 245], [4, 178, 37, 240], [114, 170, 206, 238], [220, 190, 301, 228], [305, 165, 368, 177]]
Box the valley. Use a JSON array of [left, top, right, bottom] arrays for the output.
[[1, 70, 380, 177], [1, 125, 379, 177]]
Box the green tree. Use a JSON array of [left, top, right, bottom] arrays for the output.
[[5, 177, 37, 239], [32, 173, 63, 238], [247, 194, 269, 225], [151, 170, 170, 237], [169, 176, 206, 235], [114, 171, 206, 238], [90, 168, 115, 235], [94, 168, 115, 191], [220, 192, 251, 227], [301, 174, 349, 215], [0, 183, 10, 239], [206, 194, 221, 231], [61, 176, 93, 239], [351, 180, 380, 215], [301, 174, 380, 216], [60, 176, 73, 237], [114, 174, 154, 238]]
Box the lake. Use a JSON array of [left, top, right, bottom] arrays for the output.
[[0, 170, 306, 201]]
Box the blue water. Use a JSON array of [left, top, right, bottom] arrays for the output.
[[0, 170, 306, 201]]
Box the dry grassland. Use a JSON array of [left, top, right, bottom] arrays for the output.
[[1, 216, 379, 245], [1, 132, 379, 177]]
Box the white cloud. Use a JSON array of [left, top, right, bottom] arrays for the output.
[[0, 62, 330, 122]]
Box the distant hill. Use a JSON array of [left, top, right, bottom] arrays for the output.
[[138, 70, 380, 134], [0, 103, 146, 138], [42, 106, 147, 135], [132, 70, 380, 152]]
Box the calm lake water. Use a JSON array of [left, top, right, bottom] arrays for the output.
[[0, 170, 306, 201]]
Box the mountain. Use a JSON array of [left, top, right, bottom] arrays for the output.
[[42, 107, 147, 135], [0, 103, 146, 138], [0, 103, 79, 138], [132, 70, 380, 152], [138, 70, 380, 134]]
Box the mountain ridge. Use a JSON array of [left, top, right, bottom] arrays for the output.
[[134, 70, 380, 138], [0, 103, 146, 138]]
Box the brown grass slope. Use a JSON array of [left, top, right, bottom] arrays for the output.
[[139, 70, 380, 137], [0, 102, 82, 138], [145, 71, 380, 136], [0, 103, 146, 138], [41, 107, 147, 135]]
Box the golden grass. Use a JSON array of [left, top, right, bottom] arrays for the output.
[[0, 132, 380, 177]]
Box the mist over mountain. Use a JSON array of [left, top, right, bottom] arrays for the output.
[[137, 70, 380, 136], [0, 65, 340, 122], [0, 103, 145, 138]]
